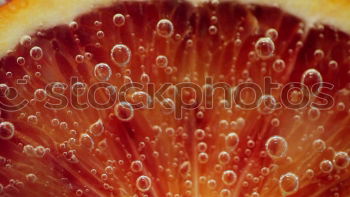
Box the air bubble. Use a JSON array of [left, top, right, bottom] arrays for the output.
[[258, 95, 278, 115], [301, 68, 323, 96], [0, 122, 15, 140], [114, 102, 134, 121], [156, 19, 174, 38], [255, 37, 275, 59], [225, 132, 239, 150], [156, 55, 168, 68], [113, 13, 125, 27], [94, 63, 112, 81], [265, 136, 288, 159], [136, 175, 152, 192], [265, 28, 278, 41], [34, 89, 47, 101], [279, 172, 299, 196], [131, 160, 143, 173], [89, 119, 104, 137], [111, 44, 131, 66], [272, 59, 286, 73], [221, 170, 237, 186], [30, 46, 43, 60], [312, 139, 326, 152], [320, 160, 333, 173], [333, 152, 349, 169]]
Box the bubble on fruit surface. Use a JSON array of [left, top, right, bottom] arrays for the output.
[[26, 173, 38, 183], [179, 161, 191, 176], [320, 160, 333, 173], [156, 55, 168, 68], [301, 68, 323, 95], [221, 170, 237, 186], [20, 35, 32, 46], [279, 172, 299, 196], [225, 132, 239, 150], [258, 95, 278, 115], [220, 189, 231, 197], [272, 59, 286, 73], [114, 102, 134, 121], [131, 91, 152, 109], [94, 63, 112, 81], [265, 28, 278, 41], [194, 129, 205, 140], [71, 82, 86, 96], [0, 122, 15, 140], [34, 88, 47, 101], [198, 152, 209, 164], [307, 107, 320, 121], [89, 119, 104, 137], [113, 13, 125, 27], [333, 152, 349, 169], [79, 133, 94, 151], [136, 175, 152, 192], [131, 160, 143, 173], [312, 139, 326, 152], [255, 37, 275, 59], [111, 44, 131, 67], [265, 136, 288, 159], [30, 46, 43, 60], [218, 151, 231, 164], [156, 19, 174, 38]]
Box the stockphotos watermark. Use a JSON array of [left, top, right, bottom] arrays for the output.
[[0, 77, 334, 119]]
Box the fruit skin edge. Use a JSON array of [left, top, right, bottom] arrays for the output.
[[1, 0, 350, 58]]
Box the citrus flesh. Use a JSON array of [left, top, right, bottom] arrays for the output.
[[0, 0, 349, 197]]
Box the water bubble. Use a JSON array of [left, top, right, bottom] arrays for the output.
[[136, 175, 152, 192], [94, 63, 112, 81], [265, 136, 288, 159], [279, 172, 299, 196], [301, 68, 323, 95], [114, 102, 134, 121], [222, 170, 237, 186], [258, 95, 278, 115], [333, 152, 349, 169], [156, 19, 174, 38], [111, 44, 131, 66], [255, 37, 275, 59], [113, 13, 125, 27], [225, 132, 239, 150], [30, 46, 43, 60], [131, 160, 143, 173], [131, 91, 152, 109], [156, 55, 168, 68], [272, 59, 286, 73], [320, 160, 333, 173], [89, 119, 104, 137]]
